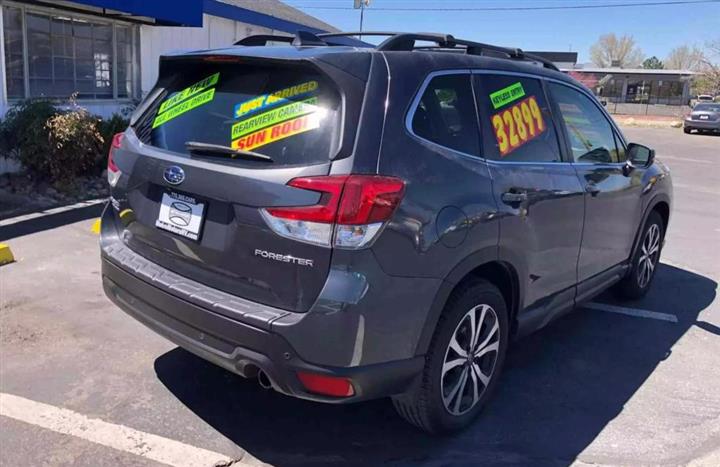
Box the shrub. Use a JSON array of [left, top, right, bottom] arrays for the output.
[[0, 99, 129, 185], [0, 99, 57, 175], [45, 108, 104, 183]]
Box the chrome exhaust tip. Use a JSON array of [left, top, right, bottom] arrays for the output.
[[257, 370, 272, 390]]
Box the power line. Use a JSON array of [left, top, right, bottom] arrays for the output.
[[290, 0, 720, 11]]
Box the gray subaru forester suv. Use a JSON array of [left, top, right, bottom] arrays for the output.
[[101, 32, 672, 433]]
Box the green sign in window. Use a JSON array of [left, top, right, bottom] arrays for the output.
[[490, 82, 526, 109]]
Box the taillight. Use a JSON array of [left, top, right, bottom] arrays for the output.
[[261, 175, 405, 248], [107, 132, 124, 187]]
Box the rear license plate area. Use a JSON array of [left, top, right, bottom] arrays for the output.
[[155, 191, 205, 241]]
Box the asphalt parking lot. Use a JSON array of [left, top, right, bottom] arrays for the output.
[[0, 127, 718, 467]]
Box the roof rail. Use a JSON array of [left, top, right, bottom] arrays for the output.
[[234, 31, 559, 71], [376, 32, 559, 71]]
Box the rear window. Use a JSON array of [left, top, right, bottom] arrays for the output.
[[137, 62, 342, 166], [411, 74, 480, 156]]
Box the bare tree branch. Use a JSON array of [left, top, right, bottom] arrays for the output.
[[590, 34, 644, 68]]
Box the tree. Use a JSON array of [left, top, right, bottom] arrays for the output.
[[642, 56, 664, 69], [694, 39, 720, 96], [665, 45, 704, 70], [589, 34, 644, 68]]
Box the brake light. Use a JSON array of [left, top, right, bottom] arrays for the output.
[[261, 175, 405, 248], [297, 371, 355, 397], [107, 132, 124, 187]]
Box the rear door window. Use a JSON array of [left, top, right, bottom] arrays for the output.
[[474, 74, 562, 162], [410, 74, 480, 156], [138, 62, 342, 166]]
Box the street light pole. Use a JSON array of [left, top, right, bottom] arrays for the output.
[[360, 3, 364, 39], [354, 0, 370, 41]]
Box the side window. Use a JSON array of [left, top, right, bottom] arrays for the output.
[[411, 74, 480, 156], [475, 74, 561, 162], [548, 83, 622, 164]]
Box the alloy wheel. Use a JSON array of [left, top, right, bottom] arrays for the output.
[[637, 223, 661, 288], [440, 304, 500, 416]]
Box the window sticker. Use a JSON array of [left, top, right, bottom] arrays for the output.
[[231, 114, 320, 151], [158, 72, 220, 114], [491, 96, 546, 157], [152, 88, 216, 128], [231, 97, 319, 140], [234, 80, 319, 119], [490, 82, 526, 110]]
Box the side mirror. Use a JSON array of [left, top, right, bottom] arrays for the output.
[[627, 143, 655, 168]]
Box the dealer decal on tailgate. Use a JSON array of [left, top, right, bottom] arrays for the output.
[[233, 80, 319, 119], [232, 114, 320, 151], [153, 73, 220, 128], [491, 96, 546, 157], [231, 97, 319, 140]]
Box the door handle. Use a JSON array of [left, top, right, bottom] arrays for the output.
[[585, 183, 601, 197], [501, 191, 528, 204]]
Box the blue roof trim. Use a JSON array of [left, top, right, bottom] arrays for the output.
[[69, 0, 203, 26], [202, 0, 328, 34]]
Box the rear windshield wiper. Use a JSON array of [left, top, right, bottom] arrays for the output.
[[184, 141, 273, 163]]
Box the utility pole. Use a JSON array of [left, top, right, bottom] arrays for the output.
[[353, 0, 371, 40]]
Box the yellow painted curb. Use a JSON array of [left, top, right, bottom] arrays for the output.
[[91, 218, 101, 234], [0, 243, 15, 265]]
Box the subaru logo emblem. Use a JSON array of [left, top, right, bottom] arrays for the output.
[[163, 166, 185, 185]]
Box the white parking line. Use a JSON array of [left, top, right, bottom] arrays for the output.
[[584, 302, 678, 323], [0, 392, 262, 467], [0, 199, 106, 227]]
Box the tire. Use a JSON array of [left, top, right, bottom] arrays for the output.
[[683, 127, 691, 134], [393, 278, 509, 433], [616, 210, 664, 300]]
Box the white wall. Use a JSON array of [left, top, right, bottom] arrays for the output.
[[139, 14, 273, 96]]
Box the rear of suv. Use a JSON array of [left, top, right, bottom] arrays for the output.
[[101, 32, 672, 433]]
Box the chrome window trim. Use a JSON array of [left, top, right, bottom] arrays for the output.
[[404, 68, 629, 167], [404, 69, 489, 164]]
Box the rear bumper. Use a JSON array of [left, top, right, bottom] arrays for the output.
[[100, 207, 426, 403], [684, 119, 720, 131]]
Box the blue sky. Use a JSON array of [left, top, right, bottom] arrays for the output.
[[285, 0, 720, 63]]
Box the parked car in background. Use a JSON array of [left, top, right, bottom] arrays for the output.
[[684, 103, 720, 134], [689, 95, 715, 108], [100, 31, 673, 433]]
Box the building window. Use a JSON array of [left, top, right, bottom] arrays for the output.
[[2, 4, 136, 100], [3, 5, 24, 98]]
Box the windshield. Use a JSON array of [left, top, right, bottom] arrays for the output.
[[137, 62, 342, 167], [694, 103, 720, 112]]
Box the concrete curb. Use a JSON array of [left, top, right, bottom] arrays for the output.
[[614, 118, 683, 129], [0, 243, 14, 265]]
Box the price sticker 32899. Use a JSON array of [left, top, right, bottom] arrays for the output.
[[491, 96, 546, 157]]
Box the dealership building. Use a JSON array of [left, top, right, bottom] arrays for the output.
[[0, 0, 337, 117], [530, 51, 696, 114], [566, 67, 696, 106]]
